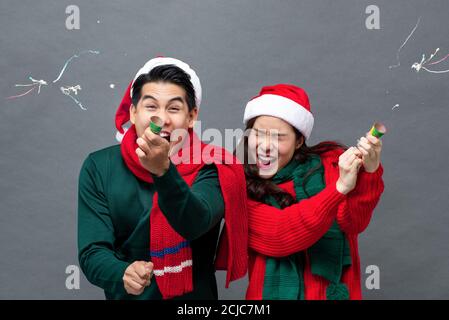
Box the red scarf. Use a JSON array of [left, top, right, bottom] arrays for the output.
[[120, 125, 247, 299]]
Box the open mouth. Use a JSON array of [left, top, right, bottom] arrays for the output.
[[159, 130, 171, 140], [256, 154, 277, 169]]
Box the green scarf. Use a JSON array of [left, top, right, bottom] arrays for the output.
[[262, 156, 352, 300]]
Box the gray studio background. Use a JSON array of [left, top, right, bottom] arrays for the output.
[[1, 0, 448, 299]]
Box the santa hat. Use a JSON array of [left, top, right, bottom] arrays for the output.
[[115, 57, 202, 142], [243, 84, 314, 140]]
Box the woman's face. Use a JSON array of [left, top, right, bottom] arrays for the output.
[[248, 115, 303, 179]]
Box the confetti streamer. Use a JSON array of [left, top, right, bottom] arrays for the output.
[[392, 104, 399, 110], [412, 48, 449, 74], [7, 50, 99, 109], [28, 77, 48, 94], [389, 17, 421, 69], [53, 50, 100, 83], [411, 55, 427, 72], [60, 85, 87, 110], [419, 67, 449, 74], [427, 52, 449, 66], [6, 77, 47, 99], [61, 85, 81, 95], [6, 87, 36, 100]]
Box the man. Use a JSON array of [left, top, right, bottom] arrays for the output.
[[78, 57, 247, 300]]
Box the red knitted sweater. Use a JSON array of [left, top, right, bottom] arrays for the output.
[[246, 148, 384, 300]]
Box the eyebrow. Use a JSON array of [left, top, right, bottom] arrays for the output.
[[254, 128, 287, 136], [141, 95, 185, 104]]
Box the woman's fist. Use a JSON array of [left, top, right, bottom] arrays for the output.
[[336, 147, 363, 195], [356, 133, 382, 173]]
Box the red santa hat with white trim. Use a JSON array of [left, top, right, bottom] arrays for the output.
[[115, 57, 202, 142], [243, 84, 314, 140]]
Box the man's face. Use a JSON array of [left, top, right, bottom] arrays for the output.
[[130, 81, 198, 139]]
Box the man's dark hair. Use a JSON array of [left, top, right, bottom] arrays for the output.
[[131, 64, 196, 111]]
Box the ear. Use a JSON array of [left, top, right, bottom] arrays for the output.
[[129, 104, 137, 124], [295, 135, 304, 149], [188, 107, 199, 129]]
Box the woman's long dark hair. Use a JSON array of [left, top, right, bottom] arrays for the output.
[[240, 118, 347, 209]]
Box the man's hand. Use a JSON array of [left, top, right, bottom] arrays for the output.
[[123, 261, 154, 296], [136, 127, 170, 177]]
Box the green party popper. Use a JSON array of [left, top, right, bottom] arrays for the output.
[[369, 122, 387, 138], [149, 116, 164, 135], [356, 122, 387, 154]]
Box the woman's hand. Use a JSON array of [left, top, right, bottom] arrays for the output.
[[356, 132, 382, 173], [336, 147, 363, 195]]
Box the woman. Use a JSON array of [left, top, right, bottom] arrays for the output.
[[240, 84, 384, 300]]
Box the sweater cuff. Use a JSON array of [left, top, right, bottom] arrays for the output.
[[107, 260, 131, 293], [360, 163, 384, 177], [355, 163, 384, 195], [152, 161, 181, 189]]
